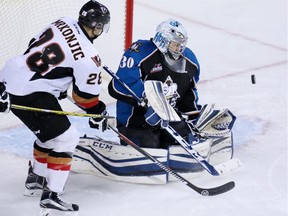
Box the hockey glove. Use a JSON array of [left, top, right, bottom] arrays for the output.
[[187, 104, 236, 137], [89, 110, 109, 132], [0, 82, 10, 113], [58, 90, 67, 100], [144, 106, 168, 127], [85, 101, 109, 132]]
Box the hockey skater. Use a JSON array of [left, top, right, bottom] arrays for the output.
[[0, 0, 110, 215], [108, 18, 202, 149]]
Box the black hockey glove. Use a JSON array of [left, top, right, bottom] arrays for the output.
[[0, 82, 10, 113], [85, 101, 109, 132], [58, 90, 68, 100], [89, 110, 109, 132]]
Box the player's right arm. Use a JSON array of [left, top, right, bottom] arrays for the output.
[[72, 54, 108, 130]]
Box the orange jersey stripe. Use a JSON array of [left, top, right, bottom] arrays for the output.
[[72, 91, 99, 109]]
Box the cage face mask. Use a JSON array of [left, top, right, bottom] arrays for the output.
[[153, 19, 188, 59]]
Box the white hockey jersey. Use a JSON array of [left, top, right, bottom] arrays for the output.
[[0, 17, 102, 98]]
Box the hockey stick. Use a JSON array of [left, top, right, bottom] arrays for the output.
[[11, 104, 114, 119], [108, 125, 235, 196], [103, 65, 222, 176]]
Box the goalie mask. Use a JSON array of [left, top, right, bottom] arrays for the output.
[[153, 19, 188, 60], [79, 0, 111, 34]]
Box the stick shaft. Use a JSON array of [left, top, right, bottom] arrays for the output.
[[11, 104, 114, 119]]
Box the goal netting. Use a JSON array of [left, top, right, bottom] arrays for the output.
[[0, 0, 133, 76]]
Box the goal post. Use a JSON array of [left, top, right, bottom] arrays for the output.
[[0, 0, 134, 72], [125, 0, 134, 50]]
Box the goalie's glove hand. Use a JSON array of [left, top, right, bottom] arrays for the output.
[[144, 106, 168, 127], [89, 110, 109, 132], [0, 82, 10, 113]]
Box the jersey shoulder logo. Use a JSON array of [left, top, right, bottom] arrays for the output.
[[128, 42, 142, 53], [91, 55, 101, 67]]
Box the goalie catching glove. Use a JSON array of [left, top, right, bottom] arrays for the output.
[[0, 82, 10, 113], [187, 104, 236, 137]]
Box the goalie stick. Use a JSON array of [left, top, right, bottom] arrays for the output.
[[108, 125, 235, 196], [103, 65, 238, 176]]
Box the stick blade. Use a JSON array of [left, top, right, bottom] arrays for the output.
[[187, 181, 235, 196]]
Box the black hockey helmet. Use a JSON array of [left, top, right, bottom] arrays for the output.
[[79, 0, 110, 33]]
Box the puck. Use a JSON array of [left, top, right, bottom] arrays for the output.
[[251, 74, 256, 84]]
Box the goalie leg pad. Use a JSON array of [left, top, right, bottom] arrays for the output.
[[209, 131, 234, 165]]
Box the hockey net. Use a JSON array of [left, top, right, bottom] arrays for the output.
[[0, 0, 133, 79]]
